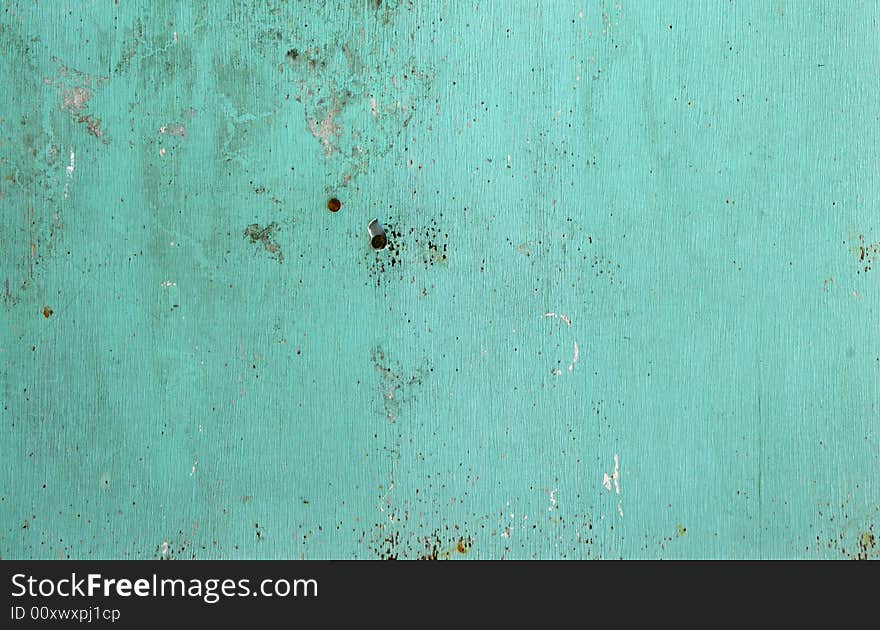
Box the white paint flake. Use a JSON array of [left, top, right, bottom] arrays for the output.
[[602, 454, 623, 517], [602, 454, 620, 494], [63, 150, 76, 198]]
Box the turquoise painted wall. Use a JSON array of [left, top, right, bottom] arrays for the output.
[[2, 0, 878, 560]]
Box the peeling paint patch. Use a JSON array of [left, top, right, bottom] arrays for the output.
[[46, 58, 109, 141], [307, 107, 341, 157], [284, 37, 431, 187], [60, 86, 92, 113]]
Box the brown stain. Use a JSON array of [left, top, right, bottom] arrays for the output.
[[420, 536, 473, 560], [372, 526, 473, 560], [42, 306, 53, 318], [849, 235, 880, 274], [854, 527, 876, 560], [327, 197, 342, 212]]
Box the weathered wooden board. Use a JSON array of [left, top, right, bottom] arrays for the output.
[[1, 1, 878, 559]]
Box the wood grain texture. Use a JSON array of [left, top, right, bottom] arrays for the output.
[[1, 1, 878, 559]]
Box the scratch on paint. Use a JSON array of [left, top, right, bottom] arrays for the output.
[[542, 312, 581, 373], [379, 481, 394, 514]]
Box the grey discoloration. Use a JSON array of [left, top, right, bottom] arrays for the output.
[[243, 223, 283, 262], [370, 345, 424, 423], [76, 115, 104, 139], [161, 123, 186, 137]]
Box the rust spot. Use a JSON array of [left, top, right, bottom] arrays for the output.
[[42, 306, 53, 318], [327, 197, 341, 213]]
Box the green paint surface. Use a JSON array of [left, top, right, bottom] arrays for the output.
[[2, 1, 878, 560]]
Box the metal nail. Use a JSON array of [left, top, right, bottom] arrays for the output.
[[368, 219, 388, 251]]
